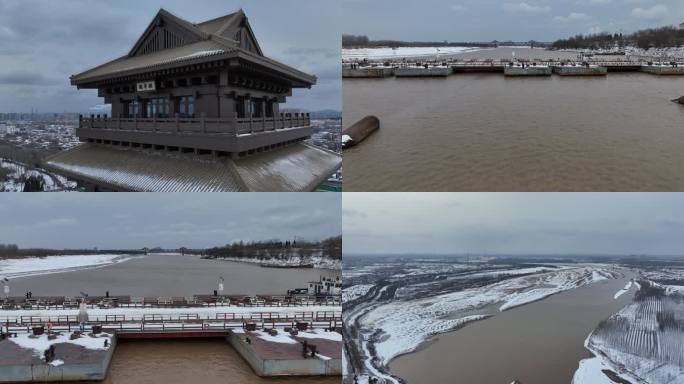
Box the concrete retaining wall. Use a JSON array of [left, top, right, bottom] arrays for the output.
[[504, 66, 552, 76], [553, 66, 607, 76], [395, 67, 450, 77], [342, 67, 394, 78]]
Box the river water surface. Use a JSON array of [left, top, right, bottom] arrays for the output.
[[10, 253, 334, 297], [389, 274, 635, 384], [343, 50, 684, 191], [11, 254, 339, 384], [97, 339, 337, 384]]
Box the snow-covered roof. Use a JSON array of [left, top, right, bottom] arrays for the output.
[[44, 143, 340, 192]]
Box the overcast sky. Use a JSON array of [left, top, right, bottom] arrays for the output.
[[0, 193, 341, 249], [344, 0, 684, 42], [343, 193, 684, 256], [0, 0, 340, 113]]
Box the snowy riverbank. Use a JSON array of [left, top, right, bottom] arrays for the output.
[[342, 46, 488, 61], [574, 282, 684, 384], [209, 255, 341, 270], [0, 254, 140, 280], [360, 266, 617, 366]]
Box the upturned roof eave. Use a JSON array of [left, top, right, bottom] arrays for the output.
[[71, 48, 316, 88]]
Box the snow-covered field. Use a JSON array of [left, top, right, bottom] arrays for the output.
[[0, 254, 139, 280], [342, 46, 485, 60], [360, 266, 616, 366], [0, 158, 77, 192], [578, 290, 684, 384], [626, 46, 684, 59], [342, 284, 374, 303]]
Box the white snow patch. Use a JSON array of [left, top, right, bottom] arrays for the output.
[[342, 46, 485, 60], [0, 254, 139, 280], [9, 332, 111, 357], [613, 281, 632, 299], [49, 359, 65, 366], [571, 357, 615, 384]]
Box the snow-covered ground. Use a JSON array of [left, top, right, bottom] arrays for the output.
[[343, 284, 374, 303], [571, 357, 618, 384], [0, 254, 139, 280], [209, 253, 341, 270], [9, 332, 112, 357], [626, 46, 684, 59], [0, 158, 77, 192], [234, 327, 341, 344], [613, 281, 633, 299], [342, 46, 486, 60], [579, 291, 684, 384], [360, 266, 616, 366]]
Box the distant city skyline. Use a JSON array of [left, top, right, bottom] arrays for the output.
[[343, 193, 684, 256], [0, 193, 341, 249], [343, 0, 684, 42], [0, 0, 341, 113]]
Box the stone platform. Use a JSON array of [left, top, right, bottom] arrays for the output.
[[228, 328, 342, 376], [0, 332, 116, 382]]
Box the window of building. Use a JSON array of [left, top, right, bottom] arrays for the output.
[[145, 97, 169, 118], [235, 96, 246, 118], [250, 98, 263, 118], [178, 96, 194, 118], [265, 101, 274, 118], [127, 100, 139, 117]]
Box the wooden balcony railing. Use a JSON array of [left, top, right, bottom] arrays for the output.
[[79, 112, 311, 136]]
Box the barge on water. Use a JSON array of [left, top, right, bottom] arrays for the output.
[[342, 65, 395, 78], [552, 63, 607, 76], [641, 64, 684, 75], [504, 64, 552, 76]]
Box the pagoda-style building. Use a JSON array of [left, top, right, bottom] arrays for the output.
[[45, 9, 340, 191]]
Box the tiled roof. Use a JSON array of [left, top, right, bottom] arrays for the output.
[[44, 143, 340, 192], [71, 40, 231, 84], [70, 9, 312, 86]]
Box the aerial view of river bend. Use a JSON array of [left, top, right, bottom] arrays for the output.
[[389, 272, 635, 384]]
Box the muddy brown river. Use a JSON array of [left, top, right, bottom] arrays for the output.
[[343, 48, 684, 191], [10, 254, 339, 384], [9, 253, 335, 297], [95, 339, 337, 384], [389, 273, 634, 384]]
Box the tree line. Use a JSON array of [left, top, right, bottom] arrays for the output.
[[552, 26, 684, 50], [342, 34, 501, 49], [203, 236, 342, 260], [0, 244, 145, 259]]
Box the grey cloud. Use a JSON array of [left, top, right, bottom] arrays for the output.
[[0, 193, 341, 249]]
